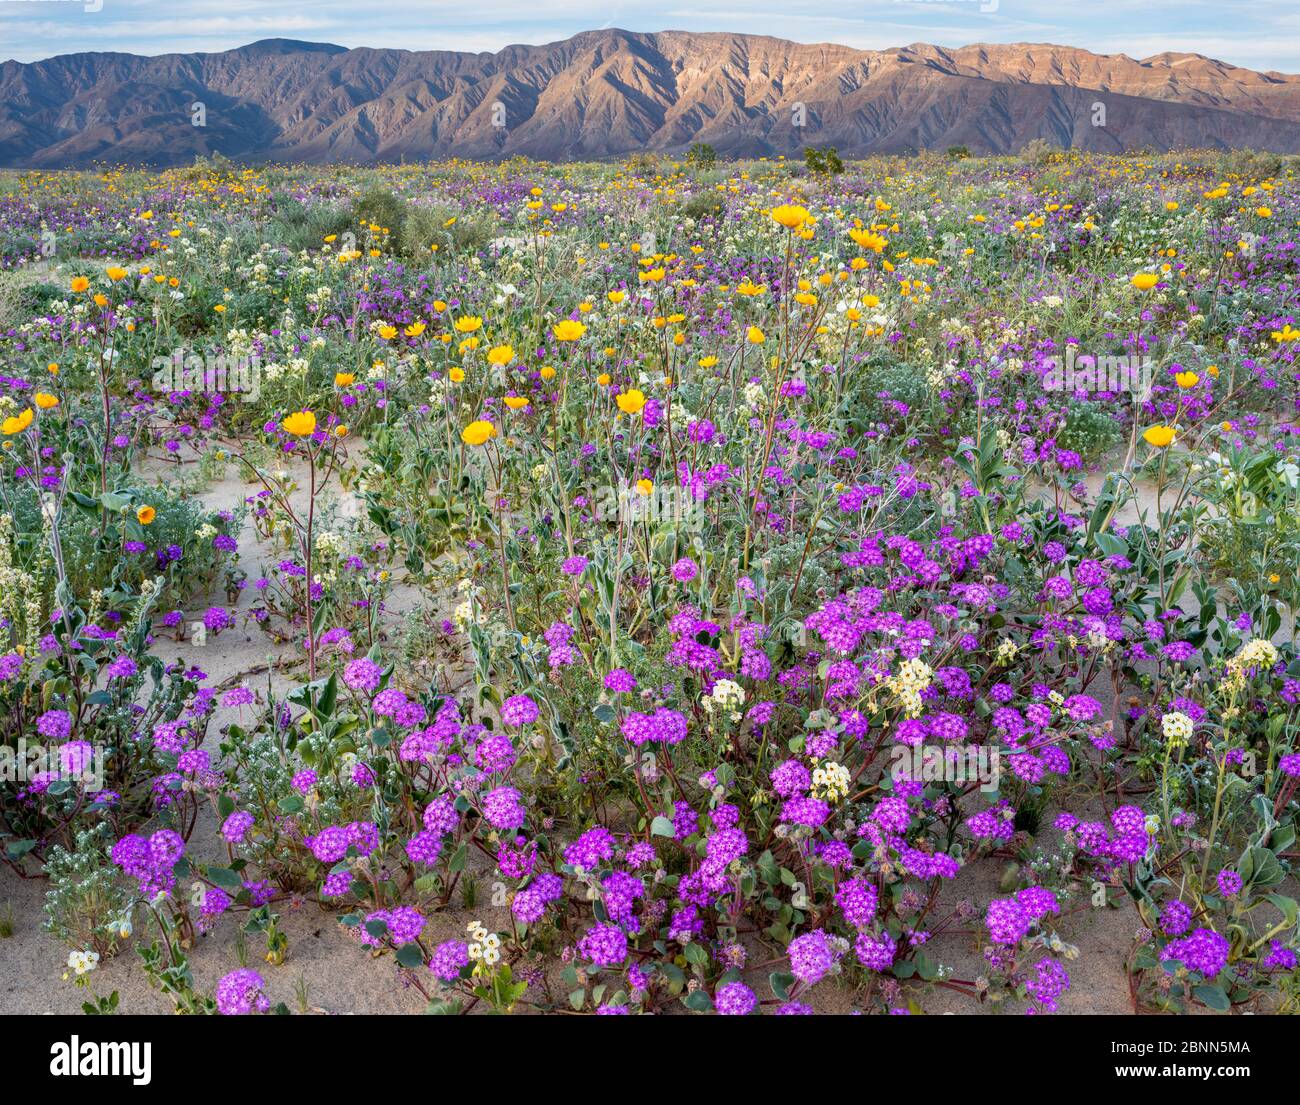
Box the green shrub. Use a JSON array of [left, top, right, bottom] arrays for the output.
[[804, 146, 844, 176], [42, 827, 134, 957], [1215, 148, 1284, 181], [681, 189, 725, 220], [400, 204, 497, 256], [685, 143, 718, 169], [1057, 403, 1123, 460], [268, 196, 353, 254], [351, 187, 408, 238], [1019, 138, 1060, 166], [9, 480, 239, 609]]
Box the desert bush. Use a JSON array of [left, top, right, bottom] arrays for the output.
[[1019, 138, 1060, 165]]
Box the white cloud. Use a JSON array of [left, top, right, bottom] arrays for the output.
[[0, 0, 1295, 71]]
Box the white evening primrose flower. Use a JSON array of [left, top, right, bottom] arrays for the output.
[[702, 678, 745, 714], [1161, 711, 1193, 747], [67, 950, 100, 976], [811, 761, 851, 803]]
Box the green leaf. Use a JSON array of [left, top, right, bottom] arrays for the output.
[[425, 999, 463, 1015], [395, 944, 425, 969], [650, 816, 675, 838], [915, 952, 938, 981], [683, 942, 709, 966], [1193, 984, 1230, 1012], [1265, 894, 1298, 928], [683, 990, 713, 1012], [769, 971, 794, 1002], [316, 673, 338, 719], [207, 866, 242, 890]]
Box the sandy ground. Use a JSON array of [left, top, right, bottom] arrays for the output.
[[0, 446, 1286, 1014]]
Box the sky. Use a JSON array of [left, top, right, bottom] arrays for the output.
[[1, 0, 1296, 73]]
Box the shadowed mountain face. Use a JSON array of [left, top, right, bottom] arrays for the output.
[[4, 30, 1300, 167]]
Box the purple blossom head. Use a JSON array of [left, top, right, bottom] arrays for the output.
[[221, 811, 255, 844], [215, 968, 270, 1015], [37, 709, 73, 741], [429, 940, 470, 981], [714, 981, 757, 1015], [343, 657, 383, 692], [671, 557, 699, 583], [604, 668, 636, 694], [501, 694, 540, 727], [577, 922, 627, 967]]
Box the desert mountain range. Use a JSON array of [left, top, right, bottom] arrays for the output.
[[3, 30, 1300, 167]]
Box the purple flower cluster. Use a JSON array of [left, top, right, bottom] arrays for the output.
[[306, 821, 379, 863], [429, 940, 471, 982], [215, 968, 270, 1015], [481, 786, 527, 831], [501, 693, 540, 726], [714, 981, 757, 1015], [620, 707, 689, 746], [359, 905, 425, 947], [985, 887, 1061, 945], [1161, 928, 1231, 978], [512, 872, 565, 924], [111, 829, 185, 897], [221, 811, 254, 844], [787, 928, 839, 985], [577, 922, 627, 967]]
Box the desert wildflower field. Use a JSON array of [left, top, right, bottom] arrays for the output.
[[0, 150, 1297, 1018]]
